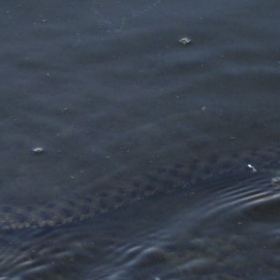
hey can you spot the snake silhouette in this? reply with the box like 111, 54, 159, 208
1, 146, 280, 231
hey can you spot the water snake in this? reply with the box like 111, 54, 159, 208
1, 146, 280, 231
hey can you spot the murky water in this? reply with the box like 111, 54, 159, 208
0, 0, 280, 279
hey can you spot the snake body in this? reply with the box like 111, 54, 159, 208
1, 146, 280, 231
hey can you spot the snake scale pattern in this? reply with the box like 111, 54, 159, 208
1, 146, 280, 231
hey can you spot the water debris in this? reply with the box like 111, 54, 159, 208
32, 147, 44, 154
247, 164, 257, 173
178, 37, 192, 45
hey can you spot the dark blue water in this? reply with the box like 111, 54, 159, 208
0, 0, 280, 279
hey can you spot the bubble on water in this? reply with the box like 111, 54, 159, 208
178, 37, 192, 45
271, 176, 280, 187
32, 147, 44, 154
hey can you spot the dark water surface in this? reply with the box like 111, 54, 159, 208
1, 0, 280, 279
